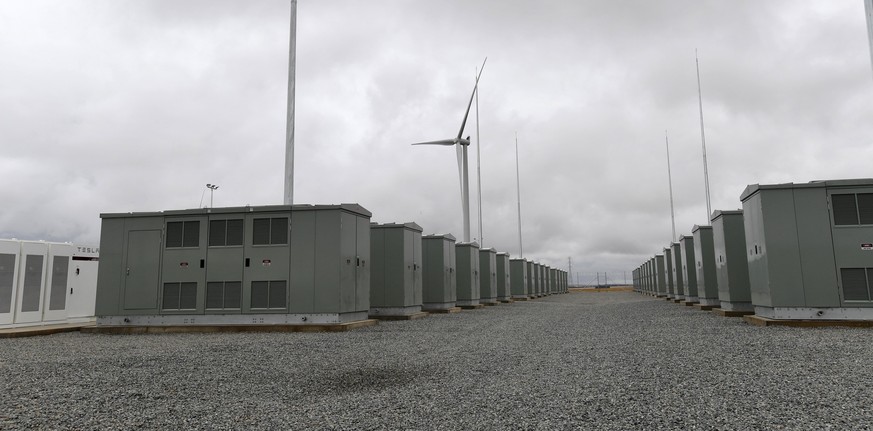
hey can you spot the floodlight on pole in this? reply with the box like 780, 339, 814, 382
206, 184, 219, 208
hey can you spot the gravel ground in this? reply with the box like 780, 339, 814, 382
2, 292, 872, 430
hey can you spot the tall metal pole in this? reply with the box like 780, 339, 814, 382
696, 49, 712, 221
462, 145, 471, 242
665, 130, 677, 242
568, 257, 572, 286
514, 132, 523, 257
866, 0, 873, 79
283, 0, 297, 205
475, 67, 483, 246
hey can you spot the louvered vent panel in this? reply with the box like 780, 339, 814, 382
0, 254, 14, 313
832, 194, 859, 226
224, 282, 241, 309
182, 221, 200, 247
21, 255, 43, 312
48, 256, 69, 311
841, 268, 869, 301
162, 283, 180, 309
251, 281, 269, 308
858, 194, 873, 225
179, 282, 197, 309
269, 281, 287, 309
206, 282, 223, 309
166, 222, 183, 248
209, 220, 226, 247
252, 219, 270, 245
226, 220, 243, 246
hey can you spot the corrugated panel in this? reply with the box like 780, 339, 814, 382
252, 219, 270, 245
182, 221, 200, 248
0, 253, 14, 313
841, 268, 869, 301
858, 193, 873, 225
179, 282, 197, 309
209, 220, 226, 247
832, 194, 859, 226
21, 255, 43, 312
162, 282, 180, 309
206, 282, 223, 309
226, 219, 243, 246
48, 255, 69, 311
251, 281, 268, 308
271, 218, 288, 245
166, 222, 183, 248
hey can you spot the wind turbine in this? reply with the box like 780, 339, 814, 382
412, 58, 487, 243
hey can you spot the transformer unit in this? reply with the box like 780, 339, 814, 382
0, 240, 98, 328
654, 254, 667, 297
692, 225, 720, 307
741, 179, 873, 320
455, 242, 481, 308
711, 210, 754, 313
679, 235, 699, 303
369, 222, 426, 319
495, 252, 512, 302
478, 248, 498, 305
663, 247, 675, 299
422, 233, 458, 312
510, 258, 528, 300
96, 204, 371, 326
669, 242, 684, 300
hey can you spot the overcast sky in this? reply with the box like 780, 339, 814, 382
1, 0, 871, 279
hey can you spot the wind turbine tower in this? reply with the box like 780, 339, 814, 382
284, 0, 297, 205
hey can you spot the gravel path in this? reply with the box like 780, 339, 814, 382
2, 292, 872, 430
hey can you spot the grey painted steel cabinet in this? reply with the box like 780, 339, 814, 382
663, 247, 674, 299
510, 258, 528, 299
96, 204, 372, 326
679, 235, 698, 301
369, 222, 423, 317
496, 252, 511, 301
421, 233, 457, 311
692, 225, 719, 306
455, 242, 481, 307
525, 260, 534, 298
655, 255, 667, 296
741, 179, 873, 320
711, 210, 753, 312
670, 243, 684, 299
478, 248, 498, 304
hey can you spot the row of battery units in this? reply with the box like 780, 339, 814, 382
0, 240, 98, 327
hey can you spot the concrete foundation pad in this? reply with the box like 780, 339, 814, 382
498, 299, 514, 303
693, 304, 718, 311
511, 296, 529, 301
369, 312, 429, 321
713, 308, 754, 317
682, 301, 698, 306
482, 301, 498, 306
744, 315, 873, 327
0, 322, 96, 338
671, 299, 682, 303
82, 319, 379, 334
427, 307, 462, 314
459, 304, 485, 310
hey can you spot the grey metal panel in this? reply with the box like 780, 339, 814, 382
121, 229, 163, 312
206, 214, 245, 314
510, 258, 527, 296
289, 210, 316, 313
421, 234, 456, 305
456, 243, 480, 302
742, 192, 772, 307
244, 212, 291, 313
313, 210, 341, 313
663, 247, 673, 296
679, 236, 697, 297
655, 255, 666, 295
412, 229, 423, 306
369, 225, 387, 307
712, 211, 752, 303
496, 253, 510, 299
478, 248, 497, 301
20, 255, 44, 312
794, 187, 838, 307
355, 214, 370, 312
48, 255, 69, 311
760, 188, 805, 307
161, 216, 207, 313
0, 253, 14, 313
692, 226, 718, 301
338, 211, 356, 313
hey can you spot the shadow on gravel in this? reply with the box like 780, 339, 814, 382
309, 365, 429, 395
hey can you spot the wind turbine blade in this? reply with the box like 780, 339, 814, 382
411, 139, 456, 146
456, 57, 488, 140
